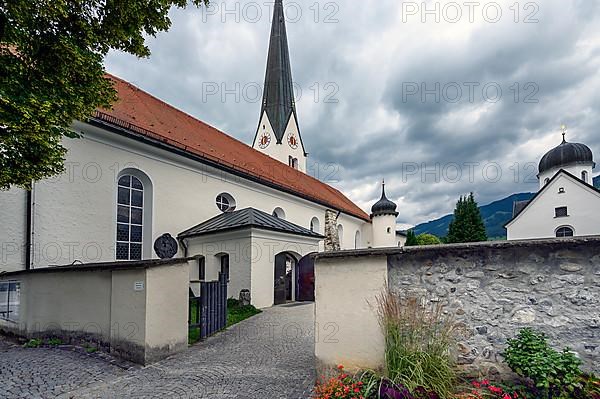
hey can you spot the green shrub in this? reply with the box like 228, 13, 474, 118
46, 338, 63, 346
505, 328, 582, 397
376, 291, 459, 398
415, 233, 442, 246
23, 338, 42, 348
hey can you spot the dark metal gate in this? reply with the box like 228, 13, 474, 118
296, 253, 316, 302
189, 273, 228, 340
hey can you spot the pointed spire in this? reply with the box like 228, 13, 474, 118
561, 124, 568, 144
261, 0, 296, 144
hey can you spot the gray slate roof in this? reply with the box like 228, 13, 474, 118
261, 0, 297, 144
512, 200, 531, 218
179, 208, 324, 239
538, 138, 594, 174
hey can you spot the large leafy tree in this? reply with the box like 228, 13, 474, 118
0, 0, 208, 190
447, 192, 488, 243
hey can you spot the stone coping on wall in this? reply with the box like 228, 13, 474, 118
0, 256, 200, 278
315, 235, 600, 260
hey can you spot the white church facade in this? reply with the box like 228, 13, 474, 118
506, 131, 600, 241
0, 0, 400, 308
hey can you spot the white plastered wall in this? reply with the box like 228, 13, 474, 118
315, 255, 387, 371
0, 121, 370, 271
0, 188, 27, 271
253, 112, 307, 172
507, 172, 600, 240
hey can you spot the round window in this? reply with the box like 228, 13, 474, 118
216, 193, 236, 213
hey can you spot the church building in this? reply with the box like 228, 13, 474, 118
0, 0, 399, 308
506, 128, 600, 240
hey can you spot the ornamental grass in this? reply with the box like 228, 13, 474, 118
376, 290, 461, 399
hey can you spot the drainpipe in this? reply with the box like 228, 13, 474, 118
25, 185, 34, 270
178, 237, 189, 258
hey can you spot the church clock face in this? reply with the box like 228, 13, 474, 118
258, 131, 271, 149
287, 132, 299, 149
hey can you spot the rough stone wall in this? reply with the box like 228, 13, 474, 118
387, 238, 600, 376
324, 210, 340, 252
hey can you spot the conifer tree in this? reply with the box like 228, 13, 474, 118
405, 230, 418, 246
447, 193, 488, 243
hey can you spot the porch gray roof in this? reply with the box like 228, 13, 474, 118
178, 208, 324, 239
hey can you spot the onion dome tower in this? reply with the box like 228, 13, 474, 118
538, 127, 595, 188
371, 180, 399, 248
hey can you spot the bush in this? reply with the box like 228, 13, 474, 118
46, 338, 63, 346
504, 328, 582, 398
23, 338, 42, 348
416, 234, 442, 246
376, 291, 460, 399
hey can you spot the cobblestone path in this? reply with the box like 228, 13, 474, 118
0, 303, 315, 399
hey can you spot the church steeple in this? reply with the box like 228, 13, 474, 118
253, 0, 307, 172
262, 0, 296, 144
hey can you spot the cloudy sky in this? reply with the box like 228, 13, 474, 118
105, 0, 600, 228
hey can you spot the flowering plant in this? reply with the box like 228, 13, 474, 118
455, 380, 526, 399
314, 365, 367, 399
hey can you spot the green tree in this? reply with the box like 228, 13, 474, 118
405, 230, 418, 246
447, 192, 488, 243
415, 233, 441, 246
0, 0, 208, 190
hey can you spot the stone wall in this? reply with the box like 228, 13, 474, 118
315, 237, 600, 376
388, 238, 600, 375
324, 210, 340, 252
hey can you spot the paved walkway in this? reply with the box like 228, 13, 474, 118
0, 303, 315, 399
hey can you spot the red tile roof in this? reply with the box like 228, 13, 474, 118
94, 74, 370, 221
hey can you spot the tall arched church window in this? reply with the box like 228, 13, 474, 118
337, 224, 344, 247
117, 175, 144, 260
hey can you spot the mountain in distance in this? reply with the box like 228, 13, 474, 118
413, 192, 536, 239
594, 175, 600, 189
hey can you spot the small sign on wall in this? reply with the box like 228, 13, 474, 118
134, 281, 145, 291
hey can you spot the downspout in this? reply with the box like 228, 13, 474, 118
25, 184, 34, 270
178, 237, 189, 258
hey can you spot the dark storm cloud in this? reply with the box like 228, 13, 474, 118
105, 0, 600, 227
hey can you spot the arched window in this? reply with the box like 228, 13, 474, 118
582, 171, 588, 183
354, 231, 361, 249
556, 226, 574, 238
218, 253, 230, 282
272, 207, 286, 219
216, 193, 236, 213
116, 170, 152, 260
310, 217, 320, 233
337, 224, 344, 247
544, 178, 550, 185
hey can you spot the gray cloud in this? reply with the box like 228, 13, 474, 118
105, 0, 600, 227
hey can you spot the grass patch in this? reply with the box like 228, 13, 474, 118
226, 298, 261, 328
189, 298, 261, 345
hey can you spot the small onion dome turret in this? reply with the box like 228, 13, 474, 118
538, 134, 595, 175
371, 181, 399, 218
